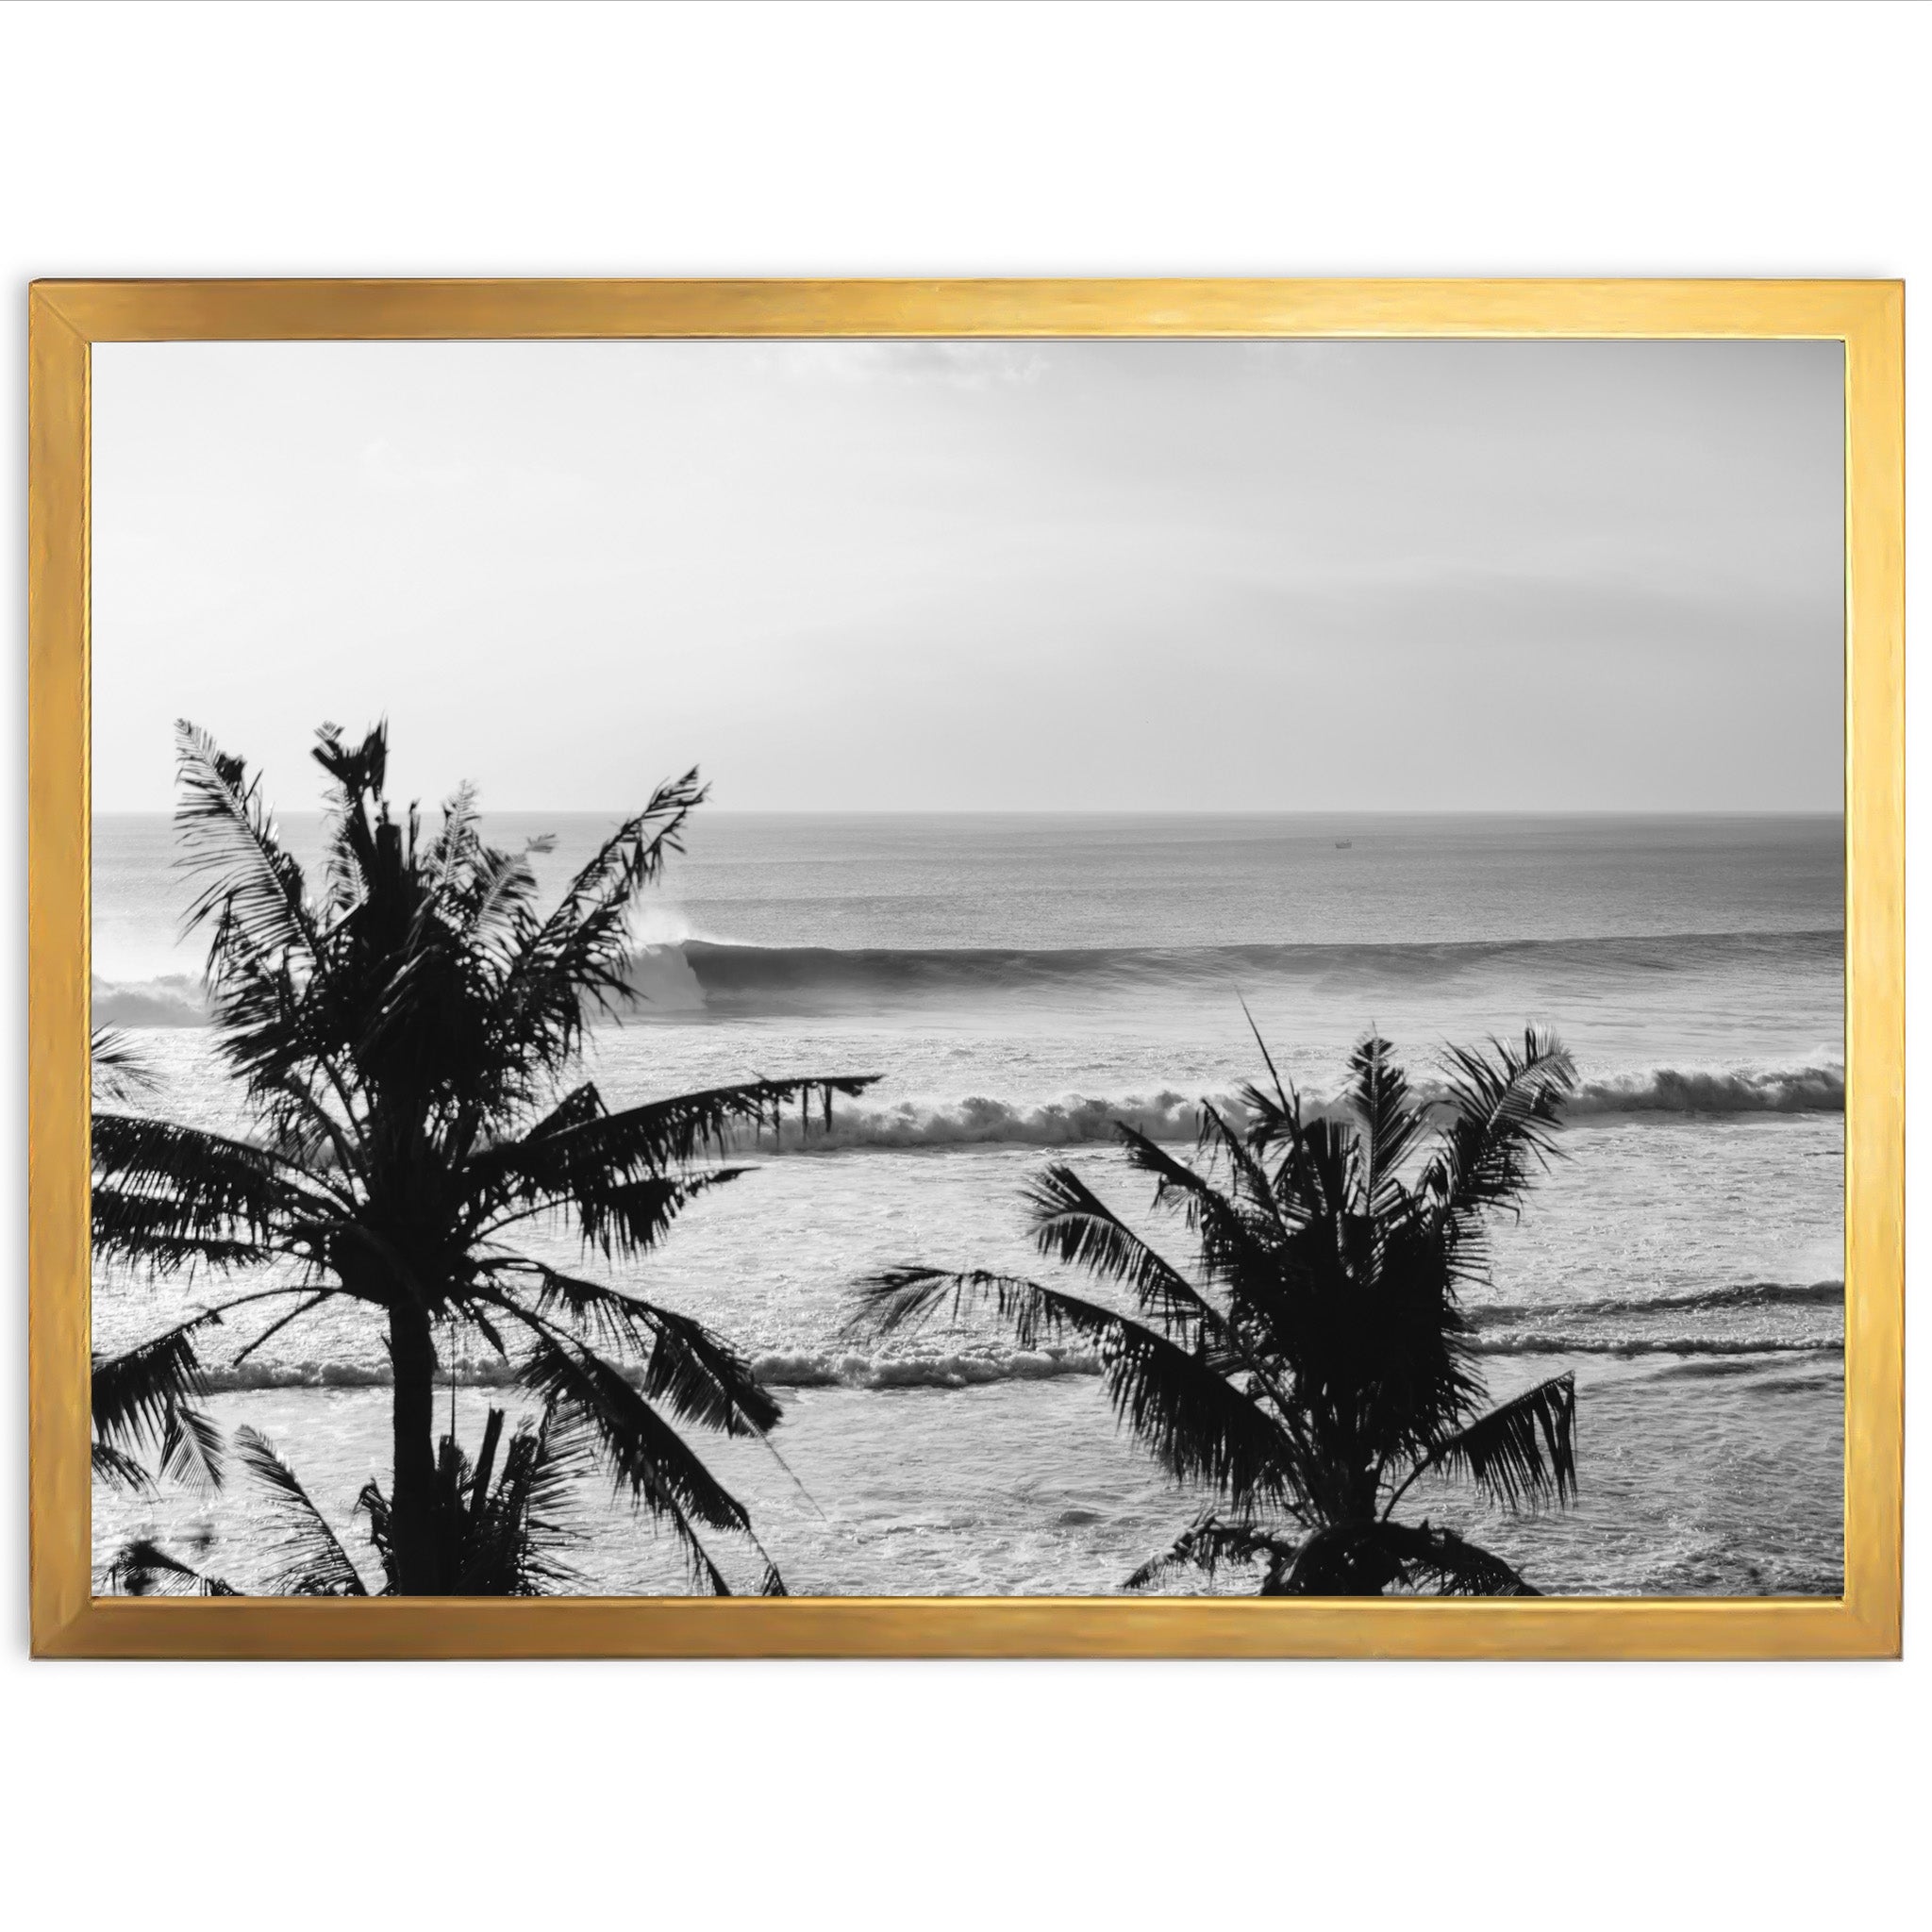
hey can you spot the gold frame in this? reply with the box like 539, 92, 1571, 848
29, 278, 1904, 1658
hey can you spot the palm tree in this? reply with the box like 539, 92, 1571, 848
91, 1025, 154, 1103
107, 1401, 590, 1597
92, 719, 875, 1595
852, 1026, 1581, 1596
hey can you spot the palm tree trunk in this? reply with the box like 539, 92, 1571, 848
387, 1301, 444, 1594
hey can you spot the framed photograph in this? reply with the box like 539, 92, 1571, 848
28, 278, 1902, 1658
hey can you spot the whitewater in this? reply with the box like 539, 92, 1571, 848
92, 810, 1846, 1596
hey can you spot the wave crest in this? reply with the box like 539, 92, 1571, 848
189, 1291, 1841, 1396
651, 929, 1841, 1015
94, 926, 1842, 1031
191, 1348, 1109, 1396
1479, 1279, 1841, 1324
1469, 1333, 1840, 1359
1569, 1067, 1842, 1116
738, 1064, 1842, 1153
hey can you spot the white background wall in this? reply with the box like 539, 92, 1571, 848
2, 5, 1921, 1924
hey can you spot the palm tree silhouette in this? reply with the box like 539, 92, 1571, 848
92, 720, 874, 1595
107, 1403, 591, 1598
853, 1026, 1580, 1595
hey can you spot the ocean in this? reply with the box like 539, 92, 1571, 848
92, 810, 1846, 1596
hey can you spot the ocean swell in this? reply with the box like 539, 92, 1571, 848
1467, 1333, 1840, 1358
1479, 1279, 1842, 1324
1568, 1066, 1843, 1116
734, 1064, 1842, 1153
657, 929, 1841, 1016
192, 1347, 1109, 1396
93, 926, 1843, 1039
189, 1280, 1841, 1396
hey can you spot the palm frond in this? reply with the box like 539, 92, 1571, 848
471, 1081, 880, 1243
92, 1321, 218, 1475
438, 811, 538, 955
1112, 1126, 1286, 1291
354, 1477, 395, 1587
1385, 1522, 1540, 1595
92, 1110, 354, 1301
502, 1262, 656, 1354
311, 717, 390, 797
1024, 1161, 1218, 1339
92, 1289, 325, 1486
92, 1184, 299, 1281
174, 719, 319, 973
853, 1268, 1295, 1509
1289, 1519, 1541, 1596
518, 1333, 776, 1592
246, 1063, 371, 1185
233, 1426, 371, 1595
1421, 1027, 1577, 1235
90, 1026, 155, 1102
1343, 1030, 1429, 1217
311, 719, 392, 916
104, 1538, 240, 1597
230, 1291, 338, 1367
460, 1403, 593, 1594
497, 1264, 783, 1436
1192, 1101, 1294, 1229
468, 1078, 875, 1233
491, 771, 708, 1060
193, 932, 332, 1114
92, 1441, 155, 1492
93, 1111, 339, 1242
1108, 1126, 1332, 1380
520, 1335, 751, 1532
425, 779, 482, 896
1124, 1512, 1301, 1592
1399, 1372, 1577, 1513
634, 1303, 784, 1438
156, 1400, 227, 1493
850, 1264, 1104, 1346
571, 1170, 752, 1261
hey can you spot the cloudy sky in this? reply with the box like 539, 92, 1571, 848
91, 336, 1843, 814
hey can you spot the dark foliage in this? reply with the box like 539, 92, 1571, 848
94, 721, 875, 1592
853, 1025, 1581, 1597
106, 1403, 591, 1598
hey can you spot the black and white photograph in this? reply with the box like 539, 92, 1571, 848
87, 334, 1845, 1601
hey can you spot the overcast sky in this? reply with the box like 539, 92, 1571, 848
91, 337, 1843, 814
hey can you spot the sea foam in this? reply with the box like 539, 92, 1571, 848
186, 1280, 1842, 1396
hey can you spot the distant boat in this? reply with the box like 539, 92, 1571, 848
1333, 839, 1352, 849
526, 832, 558, 854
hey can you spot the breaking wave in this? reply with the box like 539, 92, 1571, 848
102, 930, 1836, 1028
647, 929, 1841, 1015
731, 1063, 1842, 1153
189, 1335, 1840, 1394
192, 1348, 1109, 1396
749, 1347, 1102, 1391
1568, 1066, 1842, 1115
190, 1278, 1841, 1396
93, 924, 1842, 1050
1479, 1279, 1842, 1324
1467, 1333, 1841, 1358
